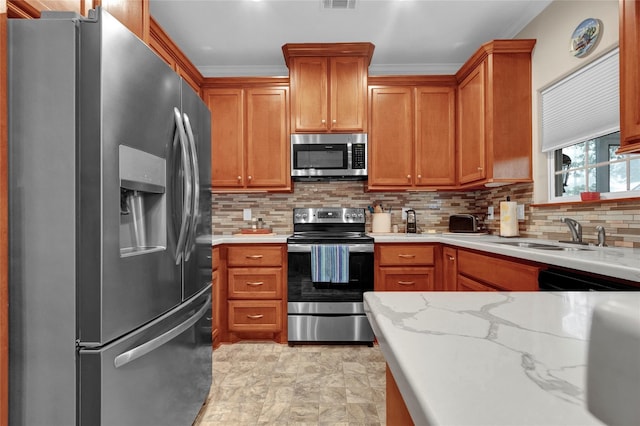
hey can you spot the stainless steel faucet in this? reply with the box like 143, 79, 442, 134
560, 217, 582, 243
596, 225, 607, 247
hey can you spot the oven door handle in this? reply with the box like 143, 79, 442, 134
287, 243, 374, 253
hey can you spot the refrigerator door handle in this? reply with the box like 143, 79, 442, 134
113, 294, 211, 369
173, 107, 193, 265
182, 112, 200, 262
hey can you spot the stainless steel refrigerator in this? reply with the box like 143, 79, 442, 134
8, 8, 212, 426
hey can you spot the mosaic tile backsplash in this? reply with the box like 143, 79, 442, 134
212, 182, 640, 248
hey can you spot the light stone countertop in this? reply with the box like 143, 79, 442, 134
363, 291, 640, 426
210, 232, 640, 283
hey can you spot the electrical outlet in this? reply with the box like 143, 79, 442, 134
243, 208, 252, 221
487, 206, 494, 220
516, 204, 525, 220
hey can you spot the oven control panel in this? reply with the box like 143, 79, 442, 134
293, 207, 365, 224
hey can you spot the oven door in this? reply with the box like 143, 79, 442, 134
287, 243, 373, 303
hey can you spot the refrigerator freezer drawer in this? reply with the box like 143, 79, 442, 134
78, 286, 212, 426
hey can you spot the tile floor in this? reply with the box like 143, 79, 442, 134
193, 342, 387, 425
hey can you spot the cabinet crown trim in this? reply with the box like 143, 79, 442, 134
282, 42, 375, 67
455, 39, 536, 82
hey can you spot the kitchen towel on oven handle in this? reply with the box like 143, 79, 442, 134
311, 245, 349, 283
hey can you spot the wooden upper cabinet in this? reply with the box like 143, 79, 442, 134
368, 86, 414, 188
415, 86, 456, 187
368, 79, 456, 191
246, 88, 290, 189
204, 82, 291, 192
283, 43, 373, 133
206, 88, 244, 189
97, 0, 149, 43
457, 63, 486, 184
618, 0, 640, 154
455, 39, 536, 189
8, 0, 85, 17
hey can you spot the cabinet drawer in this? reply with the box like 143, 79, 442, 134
227, 245, 283, 267
228, 300, 282, 332
228, 268, 282, 299
378, 244, 435, 266
457, 249, 541, 291
378, 267, 435, 291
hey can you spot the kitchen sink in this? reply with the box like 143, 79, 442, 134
496, 241, 594, 251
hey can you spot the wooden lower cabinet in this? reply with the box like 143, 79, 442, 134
223, 244, 287, 343
456, 248, 542, 291
386, 365, 414, 426
442, 246, 458, 291
375, 243, 441, 291
211, 247, 221, 348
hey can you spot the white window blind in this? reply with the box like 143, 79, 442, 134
541, 48, 619, 153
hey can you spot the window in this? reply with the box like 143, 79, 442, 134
541, 47, 640, 201
551, 131, 640, 198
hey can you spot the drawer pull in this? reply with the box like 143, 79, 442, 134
398, 254, 416, 259
398, 281, 416, 286
246, 281, 264, 286
247, 314, 264, 320
245, 255, 264, 259
447, 255, 455, 261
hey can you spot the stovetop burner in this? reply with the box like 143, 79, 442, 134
288, 207, 372, 244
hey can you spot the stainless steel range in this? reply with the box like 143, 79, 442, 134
287, 207, 374, 345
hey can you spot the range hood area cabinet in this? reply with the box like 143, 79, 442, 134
367, 79, 457, 191
283, 42, 374, 133
618, 0, 640, 154
456, 39, 536, 188
204, 82, 291, 192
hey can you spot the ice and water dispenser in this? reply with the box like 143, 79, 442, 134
119, 145, 166, 257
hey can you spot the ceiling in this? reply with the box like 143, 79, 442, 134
149, 0, 552, 78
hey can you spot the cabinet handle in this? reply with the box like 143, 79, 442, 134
245, 255, 264, 259
248, 175, 252, 180
398, 281, 415, 286
246, 281, 264, 286
477, 167, 483, 171
417, 174, 422, 179
321, 119, 326, 124
398, 254, 416, 258
332, 119, 337, 124
237, 175, 242, 180
447, 255, 455, 261
406, 174, 411, 179
247, 314, 264, 320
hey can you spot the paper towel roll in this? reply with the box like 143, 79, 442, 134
500, 201, 519, 237
372, 213, 391, 233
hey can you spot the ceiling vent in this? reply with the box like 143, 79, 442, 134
322, 0, 356, 9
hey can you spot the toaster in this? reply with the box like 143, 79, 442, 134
448, 214, 485, 233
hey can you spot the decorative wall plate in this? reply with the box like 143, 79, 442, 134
570, 18, 602, 58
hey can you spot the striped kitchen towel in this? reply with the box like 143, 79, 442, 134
311, 245, 350, 283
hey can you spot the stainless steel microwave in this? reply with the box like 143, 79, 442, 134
290, 133, 368, 180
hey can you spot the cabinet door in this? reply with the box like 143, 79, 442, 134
368, 87, 414, 187
330, 56, 367, 132
290, 57, 328, 132
205, 88, 244, 189
457, 275, 497, 292
442, 246, 457, 291
378, 267, 435, 291
619, 0, 640, 153
246, 88, 290, 189
457, 63, 486, 184
416, 86, 456, 186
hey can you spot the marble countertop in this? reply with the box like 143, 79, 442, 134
363, 291, 640, 426
210, 232, 640, 282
